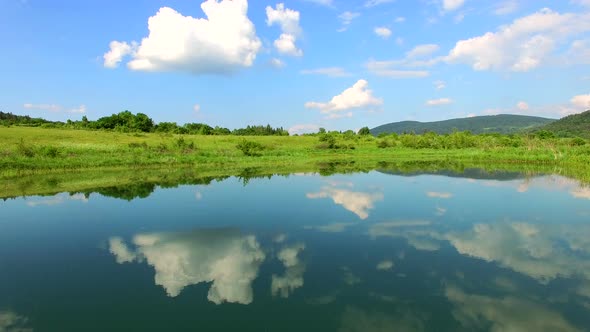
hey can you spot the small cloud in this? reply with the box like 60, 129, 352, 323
425, 98, 453, 106
517, 101, 529, 111
374, 27, 392, 39
300, 67, 352, 77
195, 191, 203, 200
270, 58, 286, 68
304, 222, 356, 233
571, 93, 590, 109
193, 104, 201, 113
406, 44, 440, 59
376, 260, 394, 271
395, 17, 406, 23
338, 11, 360, 31
434, 80, 446, 90
69, 105, 86, 114
427, 191, 453, 198
436, 206, 447, 216
305, 79, 383, 120
442, 0, 465, 12
288, 124, 320, 135
494, 1, 518, 15
364, 0, 395, 7
23, 103, 62, 112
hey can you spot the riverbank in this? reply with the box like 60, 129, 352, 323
1, 127, 589, 194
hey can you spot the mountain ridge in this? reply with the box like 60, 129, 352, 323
370, 114, 555, 136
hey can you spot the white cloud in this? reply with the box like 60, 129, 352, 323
374, 27, 392, 39
367, 44, 442, 78
0, 310, 31, 332
494, 1, 518, 15
23, 103, 61, 112
193, 104, 201, 113
109, 237, 137, 263
266, 3, 303, 57
270, 58, 285, 69
366, 60, 430, 78
434, 80, 446, 90
517, 101, 529, 111
271, 243, 306, 298
304, 222, 356, 233
274, 33, 303, 56
266, 3, 301, 36
425, 98, 453, 106
395, 17, 406, 23
446, 285, 581, 332
109, 229, 265, 304
105, 1, 261, 75
69, 105, 86, 114
446, 8, 590, 72
442, 0, 465, 12
407, 44, 440, 58
103, 41, 135, 68
564, 39, 590, 65
445, 221, 590, 283
571, 93, 590, 109
368, 220, 442, 251
376, 260, 394, 271
288, 124, 320, 135
307, 182, 383, 219
300, 67, 352, 77
364, 0, 395, 8
338, 11, 360, 31
572, 0, 590, 7
304, 80, 383, 119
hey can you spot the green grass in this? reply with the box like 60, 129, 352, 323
1, 127, 590, 191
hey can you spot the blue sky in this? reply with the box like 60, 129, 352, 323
1, 0, 590, 133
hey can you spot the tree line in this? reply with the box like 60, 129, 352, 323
0, 111, 291, 136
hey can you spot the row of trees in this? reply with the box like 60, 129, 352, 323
1, 111, 293, 136
1, 111, 374, 137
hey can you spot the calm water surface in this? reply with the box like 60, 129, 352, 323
1, 170, 590, 331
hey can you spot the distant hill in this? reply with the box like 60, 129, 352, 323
370, 114, 555, 136
535, 110, 590, 138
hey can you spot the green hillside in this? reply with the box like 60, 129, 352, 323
370, 114, 555, 136
536, 110, 590, 138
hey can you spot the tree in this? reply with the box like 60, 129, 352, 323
358, 126, 371, 135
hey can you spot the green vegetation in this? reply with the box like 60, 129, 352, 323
2, 110, 590, 195
370, 114, 554, 136
534, 110, 590, 138
1, 126, 590, 180
0, 110, 287, 136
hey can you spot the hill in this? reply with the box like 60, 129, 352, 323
535, 110, 590, 138
370, 114, 555, 136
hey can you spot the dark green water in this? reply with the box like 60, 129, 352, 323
1, 170, 590, 331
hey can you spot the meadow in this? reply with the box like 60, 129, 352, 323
0, 126, 589, 192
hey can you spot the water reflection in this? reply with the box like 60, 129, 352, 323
0, 310, 32, 332
446, 285, 580, 332
271, 243, 306, 298
307, 182, 383, 220
109, 229, 265, 304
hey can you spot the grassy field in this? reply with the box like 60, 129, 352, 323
1, 127, 589, 195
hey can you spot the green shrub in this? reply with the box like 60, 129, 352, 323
39, 146, 60, 158
236, 139, 265, 156
16, 139, 35, 157
570, 137, 586, 146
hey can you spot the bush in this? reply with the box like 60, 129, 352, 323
16, 139, 35, 157
570, 137, 586, 146
236, 140, 265, 156
39, 146, 60, 158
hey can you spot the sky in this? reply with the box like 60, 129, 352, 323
1, 0, 590, 134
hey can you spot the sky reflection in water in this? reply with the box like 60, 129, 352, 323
1, 171, 590, 331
